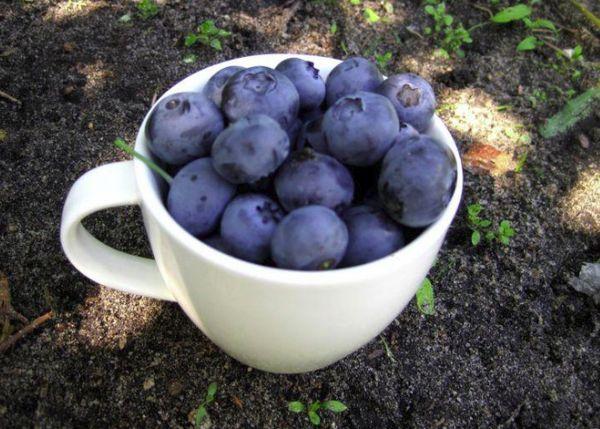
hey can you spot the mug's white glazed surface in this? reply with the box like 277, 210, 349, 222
64, 54, 463, 373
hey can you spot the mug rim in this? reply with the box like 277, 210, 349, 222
133, 54, 463, 287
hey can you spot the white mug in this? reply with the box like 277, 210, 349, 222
60, 54, 463, 373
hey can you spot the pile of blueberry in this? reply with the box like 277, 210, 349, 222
146, 56, 457, 271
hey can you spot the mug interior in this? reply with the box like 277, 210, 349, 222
133, 54, 463, 287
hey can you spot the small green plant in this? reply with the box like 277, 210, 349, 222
185, 20, 231, 51
540, 87, 600, 139
114, 138, 173, 184
363, 7, 380, 23
467, 203, 515, 246
374, 51, 392, 71
424, 2, 472, 57
136, 0, 159, 20
515, 152, 527, 173
288, 400, 347, 426
489, 3, 565, 55
379, 335, 396, 362
193, 382, 218, 428
330, 21, 338, 35
349, 0, 361, 5
416, 277, 435, 315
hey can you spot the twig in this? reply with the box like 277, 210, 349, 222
405, 26, 423, 39
474, 4, 493, 19
0, 273, 27, 324
468, 22, 489, 33
151, 91, 158, 106
0, 311, 53, 353
532, 28, 557, 34
553, 22, 578, 35
539, 36, 567, 57
570, 0, 600, 29
497, 401, 526, 429
0, 89, 21, 105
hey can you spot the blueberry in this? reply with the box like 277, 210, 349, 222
167, 158, 237, 237
322, 91, 399, 166
325, 57, 383, 107
203, 234, 233, 255
212, 114, 290, 184
220, 194, 284, 263
271, 205, 348, 270
275, 58, 326, 111
275, 148, 354, 213
341, 205, 404, 267
204, 66, 245, 107
299, 107, 324, 123
222, 66, 300, 130
146, 92, 225, 165
296, 115, 328, 154
376, 73, 436, 133
378, 135, 456, 227
396, 122, 419, 144
286, 118, 303, 150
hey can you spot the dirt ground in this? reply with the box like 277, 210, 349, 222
1, 0, 599, 427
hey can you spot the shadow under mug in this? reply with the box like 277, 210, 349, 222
60, 54, 463, 374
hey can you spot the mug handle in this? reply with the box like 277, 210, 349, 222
60, 161, 175, 301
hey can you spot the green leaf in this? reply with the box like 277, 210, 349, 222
424, 5, 435, 15
467, 203, 482, 217
479, 220, 492, 228
491, 4, 531, 23
205, 382, 217, 402
209, 39, 222, 51
424, 27, 432, 35
416, 278, 435, 315
308, 402, 321, 413
444, 15, 453, 26
363, 8, 380, 23
308, 411, 321, 426
321, 400, 348, 413
471, 230, 481, 246
200, 20, 216, 33
288, 401, 305, 413
184, 34, 199, 47
500, 220, 515, 236
515, 152, 527, 173
528, 18, 557, 31
517, 36, 538, 51
118, 13, 132, 23
349, 0, 361, 4
194, 406, 207, 428
485, 231, 495, 242
499, 235, 510, 245
572, 45, 583, 60
434, 48, 449, 59
330, 21, 338, 34
540, 88, 600, 138
183, 53, 197, 64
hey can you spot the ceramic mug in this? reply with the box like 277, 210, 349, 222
60, 54, 463, 373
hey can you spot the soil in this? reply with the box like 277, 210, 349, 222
1, 0, 599, 428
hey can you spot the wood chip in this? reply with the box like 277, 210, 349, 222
462, 143, 516, 176
231, 395, 243, 409
143, 377, 155, 390
63, 42, 76, 53
578, 134, 590, 149
368, 349, 385, 360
